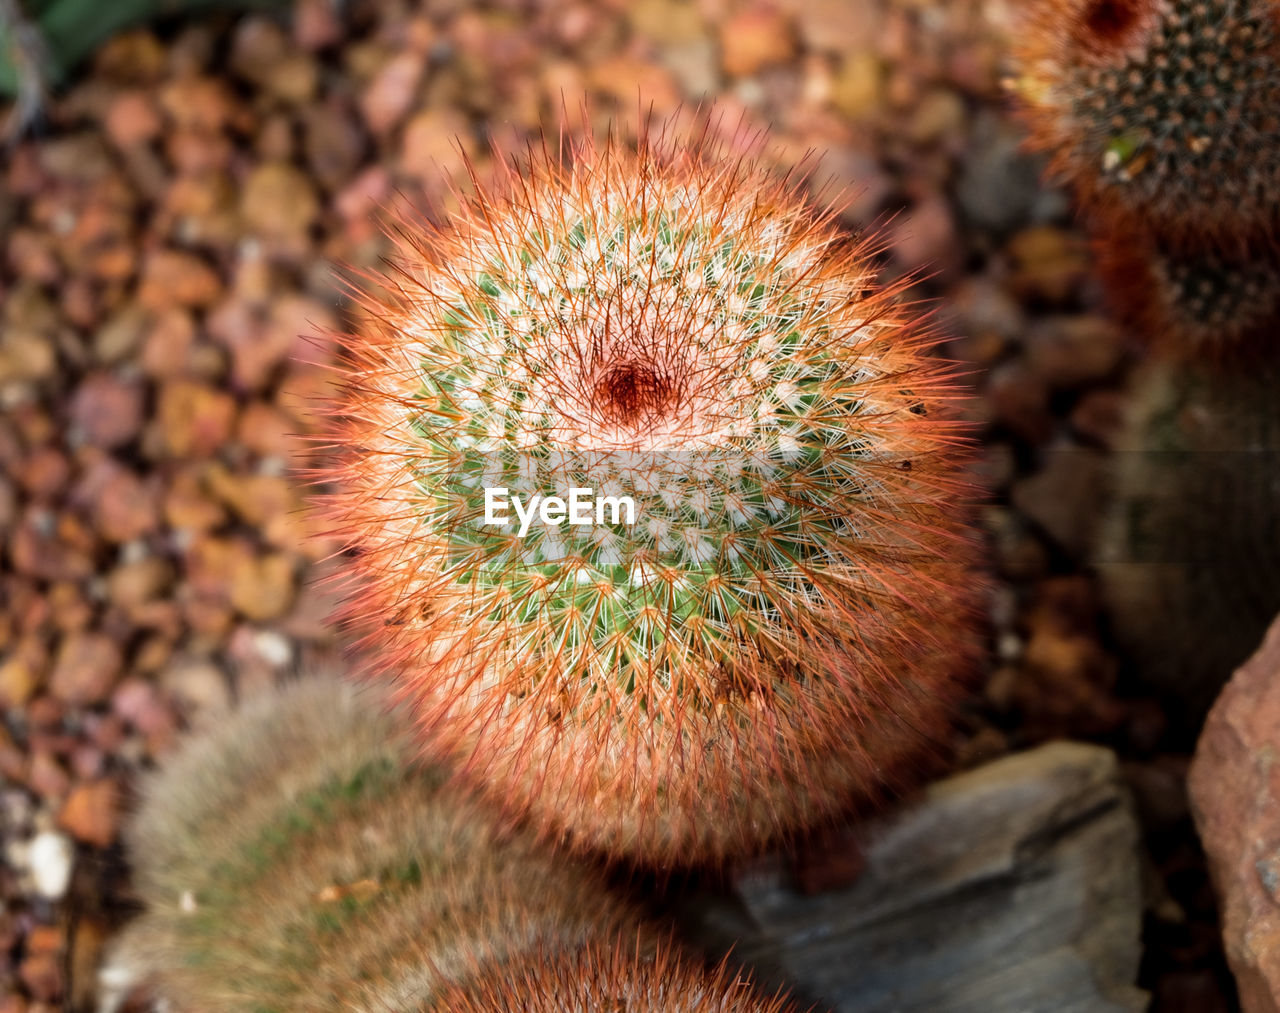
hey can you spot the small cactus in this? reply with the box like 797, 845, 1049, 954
1012, 0, 1280, 249
1094, 357, 1280, 721
1095, 232, 1280, 354
107, 676, 796, 1011
322, 126, 980, 865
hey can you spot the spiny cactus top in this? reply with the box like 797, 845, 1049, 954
324, 126, 979, 865
1013, 0, 1280, 248
436, 942, 799, 1012
107, 676, 796, 1011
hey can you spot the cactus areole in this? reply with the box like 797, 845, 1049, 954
326, 126, 977, 864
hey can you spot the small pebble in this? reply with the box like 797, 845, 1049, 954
28, 831, 74, 900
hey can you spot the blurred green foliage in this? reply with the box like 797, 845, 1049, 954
0, 0, 291, 97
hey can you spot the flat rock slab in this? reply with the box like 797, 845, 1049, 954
683, 742, 1147, 1012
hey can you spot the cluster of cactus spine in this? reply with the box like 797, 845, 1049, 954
323, 124, 979, 866
106, 676, 796, 1012
435, 942, 799, 1013
1012, 0, 1280, 354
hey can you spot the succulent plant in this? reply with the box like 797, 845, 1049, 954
1094, 356, 1280, 722
1094, 231, 1280, 354
1012, 0, 1280, 250
322, 126, 979, 865
436, 941, 799, 1013
106, 676, 796, 1012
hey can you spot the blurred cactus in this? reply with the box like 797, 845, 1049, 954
1012, 0, 1280, 251
1095, 232, 1280, 355
322, 124, 981, 866
107, 676, 795, 1011
1094, 357, 1280, 721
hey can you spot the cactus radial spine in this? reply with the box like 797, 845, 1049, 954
322, 125, 980, 865
436, 941, 799, 1012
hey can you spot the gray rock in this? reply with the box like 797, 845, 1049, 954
956, 110, 1046, 234
684, 743, 1147, 1013
1013, 443, 1109, 559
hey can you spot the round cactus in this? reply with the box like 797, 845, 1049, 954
1012, 0, 1280, 248
1094, 231, 1280, 354
322, 128, 979, 865
436, 941, 798, 1013
1094, 356, 1280, 722
106, 676, 795, 1012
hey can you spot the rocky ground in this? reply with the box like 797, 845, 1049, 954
0, 0, 1239, 1009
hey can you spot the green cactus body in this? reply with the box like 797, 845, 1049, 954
326, 130, 978, 865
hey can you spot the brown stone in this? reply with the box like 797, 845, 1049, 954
75, 459, 159, 544
720, 6, 796, 77
0, 651, 39, 707
229, 552, 296, 621
831, 51, 883, 120
399, 109, 474, 188
156, 381, 236, 458
140, 309, 198, 379
57, 778, 119, 848
294, 0, 343, 50
1006, 227, 1091, 304
16, 447, 69, 499
106, 556, 174, 613
70, 373, 144, 450
104, 90, 163, 150
240, 163, 319, 246
159, 76, 237, 133
49, 633, 122, 706
138, 249, 222, 311
163, 467, 228, 533
1190, 614, 1280, 1013
360, 51, 425, 137
28, 751, 70, 799
236, 401, 299, 459
1025, 316, 1127, 389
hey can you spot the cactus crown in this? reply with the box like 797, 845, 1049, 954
326, 124, 976, 863
1016, 0, 1280, 246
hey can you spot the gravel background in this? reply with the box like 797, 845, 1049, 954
0, 0, 1238, 1009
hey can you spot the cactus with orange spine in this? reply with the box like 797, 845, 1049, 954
320, 123, 981, 866
436, 941, 799, 1013
1011, 0, 1280, 252
104, 675, 798, 1012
